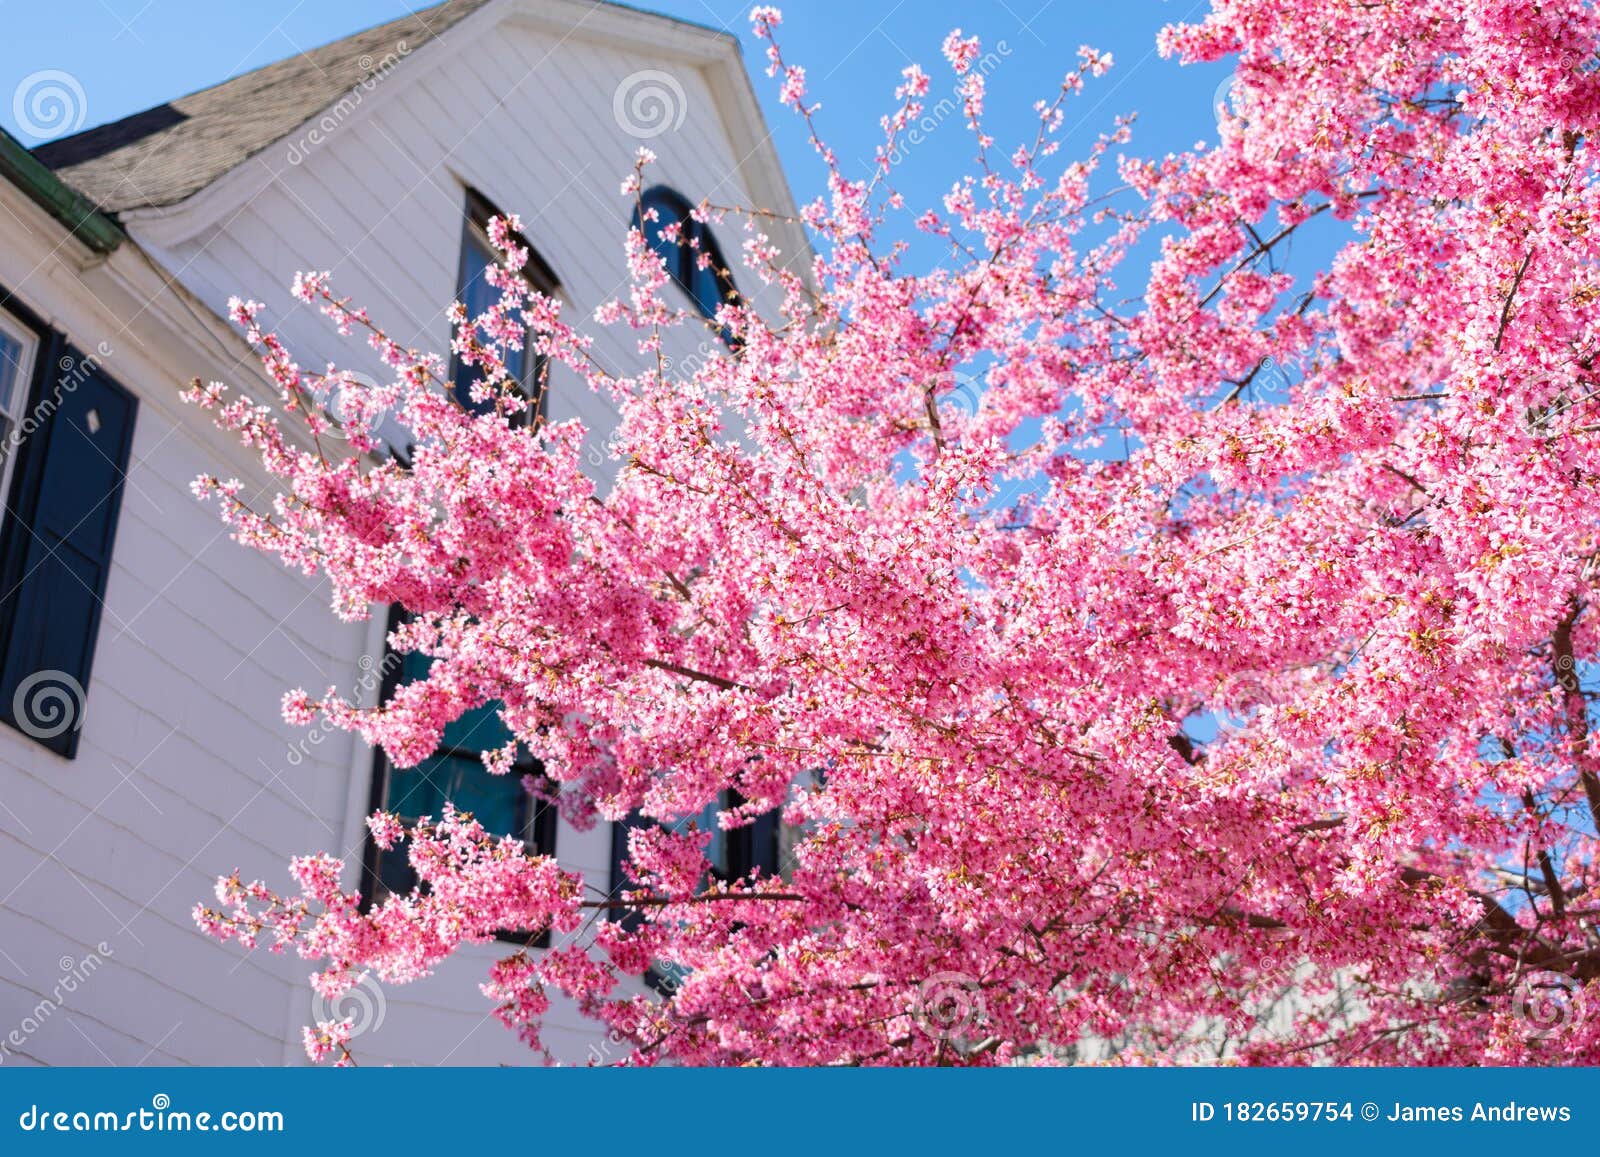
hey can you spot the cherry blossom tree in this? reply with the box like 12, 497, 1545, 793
192, 2, 1600, 1065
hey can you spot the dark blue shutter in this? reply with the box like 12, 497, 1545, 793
0, 347, 137, 757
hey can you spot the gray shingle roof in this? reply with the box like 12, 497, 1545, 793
32, 0, 492, 213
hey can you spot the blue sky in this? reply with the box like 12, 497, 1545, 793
3, 1, 1233, 250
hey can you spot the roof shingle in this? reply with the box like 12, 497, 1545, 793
32, 0, 491, 213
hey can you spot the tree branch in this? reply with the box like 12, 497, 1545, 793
642, 658, 754, 693
582, 891, 804, 911
1551, 603, 1600, 835
1493, 249, 1533, 353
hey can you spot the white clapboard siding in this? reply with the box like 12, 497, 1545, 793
2, 5, 800, 1068
0, 175, 373, 1067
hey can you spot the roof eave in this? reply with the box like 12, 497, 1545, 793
0, 128, 124, 254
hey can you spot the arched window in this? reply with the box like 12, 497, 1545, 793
633, 186, 739, 340
452, 187, 561, 419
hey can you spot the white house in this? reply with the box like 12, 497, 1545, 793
0, 0, 804, 1066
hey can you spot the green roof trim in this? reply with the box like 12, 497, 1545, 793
0, 128, 123, 254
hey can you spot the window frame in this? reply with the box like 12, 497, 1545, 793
358, 605, 558, 946
608, 791, 781, 995
608, 789, 780, 929
633, 185, 741, 343
359, 197, 565, 936
448, 188, 562, 424
0, 304, 41, 512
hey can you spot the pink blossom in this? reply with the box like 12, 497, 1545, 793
188, 1, 1600, 1067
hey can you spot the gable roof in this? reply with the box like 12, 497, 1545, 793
29, 0, 806, 281
32, 0, 495, 213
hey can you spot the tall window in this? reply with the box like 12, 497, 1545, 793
0, 307, 39, 507
451, 188, 561, 418
360, 193, 564, 935
633, 186, 740, 341
363, 617, 558, 938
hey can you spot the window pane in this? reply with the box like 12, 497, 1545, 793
0, 322, 32, 419
633, 190, 737, 343
0, 330, 22, 413
439, 751, 525, 834
452, 231, 526, 413
639, 196, 683, 285
382, 761, 435, 822
440, 701, 514, 752
397, 645, 514, 753
638, 192, 692, 297
706, 798, 734, 879
386, 643, 521, 826
385, 750, 527, 833
371, 606, 556, 925
374, 833, 420, 899
689, 257, 725, 320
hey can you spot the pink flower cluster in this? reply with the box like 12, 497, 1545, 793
192, 2, 1600, 1065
